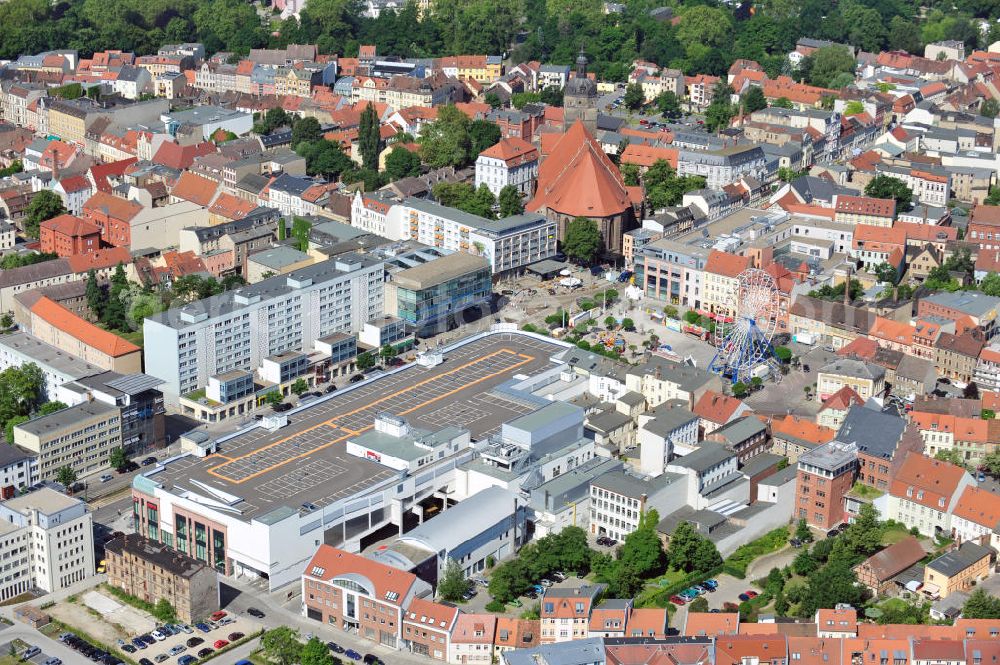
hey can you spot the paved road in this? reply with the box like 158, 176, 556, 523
0, 622, 89, 665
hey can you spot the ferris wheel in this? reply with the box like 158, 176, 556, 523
708, 268, 781, 385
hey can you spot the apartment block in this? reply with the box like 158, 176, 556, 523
0, 488, 93, 599
105, 533, 219, 623
143, 255, 384, 403
794, 441, 857, 529
13, 401, 121, 481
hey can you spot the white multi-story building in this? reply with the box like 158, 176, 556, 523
474, 137, 539, 197
143, 255, 384, 403
884, 453, 973, 537
0, 445, 37, 494
589, 469, 686, 541
0, 332, 101, 401
0, 488, 93, 601
637, 405, 700, 476
360, 197, 557, 277
676, 145, 768, 190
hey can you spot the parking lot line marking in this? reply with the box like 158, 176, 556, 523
206, 348, 534, 484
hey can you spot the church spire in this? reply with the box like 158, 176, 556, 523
576, 46, 588, 77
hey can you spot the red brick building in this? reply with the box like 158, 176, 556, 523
402, 597, 459, 660
81, 192, 142, 247
794, 440, 858, 529
39, 213, 101, 257
300, 545, 427, 650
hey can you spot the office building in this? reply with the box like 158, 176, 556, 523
105, 533, 220, 623
143, 254, 384, 403
0, 488, 93, 599
0, 331, 102, 400
0, 445, 37, 496
384, 252, 492, 334
794, 441, 857, 529
13, 401, 122, 481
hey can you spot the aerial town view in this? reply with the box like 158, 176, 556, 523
4, 0, 1000, 664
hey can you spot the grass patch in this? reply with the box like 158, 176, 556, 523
650, 569, 687, 588
881, 526, 912, 546
848, 482, 884, 500
723, 527, 789, 579
0, 592, 37, 607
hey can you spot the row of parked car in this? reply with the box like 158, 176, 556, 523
58, 633, 124, 665
668, 579, 719, 606
324, 642, 384, 665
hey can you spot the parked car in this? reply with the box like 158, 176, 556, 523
22, 646, 41, 659
324, 384, 338, 394
99, 474, 113, 483
552, 572, 567, 582
139, 660, 154, 665
196, 649, 214, 659
669, 595, 686, 605
176, 625, 192, 634
131, 639, 147, 650
789, 538, 802, 548
194, 623, 211, 633
327, 643, 345, 654
213, 640, 229, 650
122, 645, 136, 654
247, 607, 265, 618
150, 630, 166, 641
179, 655, 199, 665
44, 659, 63, 665
217, 617, 235, 626
746, 590, 758, 599
702, 579, 718, 590
350, 374, 365, 383
272, 402, 292, 412
539, 578, 553, 587
738, 593, 751, 602
152, 655, 168, 664
345, 650, 363, 661
228, 632, 244, 642
167, 646, 186, 656
185, 638, 203, 648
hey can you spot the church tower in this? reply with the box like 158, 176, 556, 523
563, 47, 598, 134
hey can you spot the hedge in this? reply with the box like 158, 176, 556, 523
723, 527, 789, 579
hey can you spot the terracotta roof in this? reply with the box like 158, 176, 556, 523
785, 636, 842, 665
857, 625, 961, 640
620, 144, 679, 169
65, 246, 132, 273
852, 223, 906, 247
816, 608, 857, 633
715, 635, 788, 662
40, 214, 100, 238
819, 386, 865, 412
161, 250, 208, 278
834, 195, 895, 218
589, 606, 629, 632
527, 120, 632, 219
83, 191, 142, 222
693, 390, 746, 425
494, 618, 538, 649
869, 317, 914, 347
302, 545, 417, 605
912, 640, 966, 662
152, 141, 216, 170
684, 612, 740, 636
208, 193, 257, 220
854, 536, 925, 582
58, 175, 91, 194
30, 296, 139, 357
90, 158, 138, 193
890, 452, 967, 511
625, 608, 668, 638
955, 619, 1000, 638
479, 137, 539, 166
171, 171, 219, 207
936, 330, 986, 358
768, 414, 836, 446
837, 337, 879, 360
953, 485, 1000, 529
899, 222, 957, 243
705, 250, 750, 279
450, 613, 496, 645
404, 597, 459, 632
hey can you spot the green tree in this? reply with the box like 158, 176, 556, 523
85, 269, 105, 320
741, 87, 767, 114
4, 415, 28, 444
498, 185, 524, 217
260, 626, 302, 665
792, 550, 818, 576
667, 520, 719, 573
874, 262, 898, 284
773, 97, 794, 109
298, 139, 354, 180
963, 588, 1000, 619
384, 146, 422, 181
935, 449, 967, 468
689, 596, 709, 612
300, 636, 334, 665
540, 86, 564, 107
437, 559, 469, 601
484, 92, 502, 109
291, 378, 309, 396
982, 450, 1000, 476
563, 217, 602, 264
291, 116, 322, 148
356, 352, 376, 371
379, 344, 398, 361
623, 83, 645, 110
55, 466, 77, 487
732, 381, 748, 397
774, 590, 789, 616
24, 190, 66, 239
621, 163, 640, 187
796, 560, 864, 617
263, 390, 283, 406
419, 105, 472, 168
153, 598, 176, 623
292, 216, 312, 252
981, 273, 1000, 297
795, 518, 813, 543
656, 91, 682, 119
807, 45, 857, 88
677, 5, 734, 50
705, 81, 736, 133
844, 100, 865, 116
983, 99, 1000, 118
469, 119, 502, 157
358, 102, 382, 172
109, 446, 128, 471
865, 174, 913, 213
0, 312, 11, 330
37, 401, 66, 416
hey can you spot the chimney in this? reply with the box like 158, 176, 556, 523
843, 264, 852, 305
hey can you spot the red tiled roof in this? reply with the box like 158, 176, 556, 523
89, 158, 138, 193
65, 246, 132, 274
171, 171, 219, 207
890, 452, 967, 511
834, 194, 895, 218
819, 386, 865, 412
152, 141, 216, 170
869, 317, 914, 346
705, 250, 750, 279
836, 336, 879, 360
853, 536, 925, 581
479, 137, 539, 166
209, 193, 257, 220
953, 485, 1000, 529
714, 635, 788, 662
41, 214, 100, 238
30, 295, 139, 357
620, 144, 679, 169
693, 390, 746, 425
625, 608, 668, 639
527, 120, 631, 219
684, 612, 739, 636
58, 175, 91, 194
404, 597, 459, 632
83, 191, 142, 222
768, 414, 837, 446
303, 545, 417, 605
450, 613, 496, 645
494, 618, 538, 649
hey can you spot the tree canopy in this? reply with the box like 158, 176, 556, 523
563, 217, 603, 264
24, 190, 66, 239
865, 174, 914, 213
